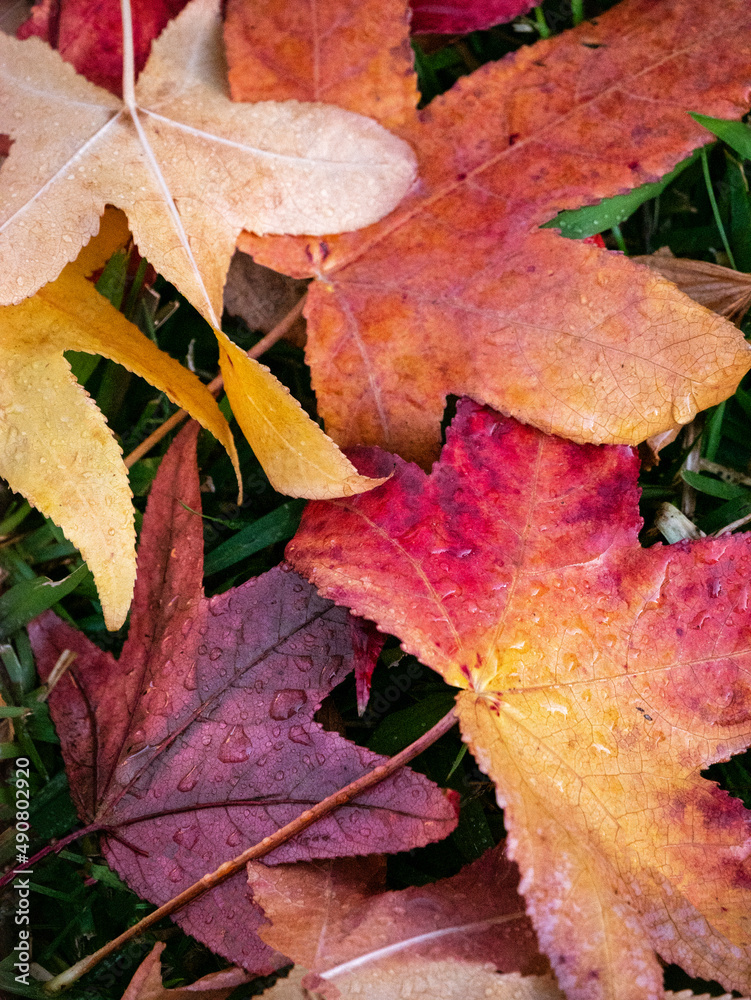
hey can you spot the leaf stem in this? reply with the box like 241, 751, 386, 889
701, 146, 737, 270
43, 706, 457, 993
0, 822, 103, 890
571, 0, 584, 25
120, 0, 136, 110
124, 293, 308, 468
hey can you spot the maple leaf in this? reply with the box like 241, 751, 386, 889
231, 0, 751, 463
287, 398, 751, 999
247, 843, 546, 997
0, 0, 416, 499
29, 422, 457, 973
0, 208, 238, 630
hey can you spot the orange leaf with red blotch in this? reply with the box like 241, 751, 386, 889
231, 0, 751, 463
287, 398, 751, 1000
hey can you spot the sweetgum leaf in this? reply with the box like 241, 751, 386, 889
247, 843, 546, 997
0, 0, 414, 500
29, 423, 456, 974
234, 0, 751, 460
287, 399, 751, 999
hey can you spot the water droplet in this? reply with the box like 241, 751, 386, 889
289, 726, 313, 747
168, 866, 183, 883
274, 770, 285, 781
209, 647, 222, 660
178, 767, 199, 792
198, 644, 208, 655
217, 726, 253, 763
226, 829, 242, 847
270, 689, 307, 720
672, 394, 696, 425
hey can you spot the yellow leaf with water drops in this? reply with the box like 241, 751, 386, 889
217, 330, 391, 499
0, 261, 238, 631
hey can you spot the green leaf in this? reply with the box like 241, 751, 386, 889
28, 771, 78, 840
204, 500, 305, 576
542, 148, 703, 239
691, 113, 751, 160
697, 494, 751, 535
680, 469, 749, 500
368, 692, 456, 756
0, 564, 90, 640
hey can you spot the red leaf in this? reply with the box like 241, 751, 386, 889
247, 843, 548, 996
287, 399, 751, 997
17, 0, 189, 95
30, 424, 456, 973
409, 0, 535, 34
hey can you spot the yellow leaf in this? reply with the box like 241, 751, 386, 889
69, 206, 131, 279
0, 268, 238, 631
217, 330, 390, 499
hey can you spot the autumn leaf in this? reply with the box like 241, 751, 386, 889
17, 0, 189, 95
121, 943, 253, 1000
232, 0, 751, 463
0, 0, 415, 499
0, 211, 239, 630
409, 0, 535, 34
287, 398, 751, 999
247, 842, 546, 997
29, 422, 457, 973
633, 248, 751, 325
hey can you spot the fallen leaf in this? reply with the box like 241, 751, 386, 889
215, 332, 391, 499
1, 0, 415, 498
258, 969, 310, 999
224, 0, 419, 131
409, 0, 535, 34
0, 211, 239, 630
29, 422, 457, 973
17, 0, 188, 95
122, 943, 253, 1000
247, 842, 546, 998
287, 398, 751, 999
0, 0, 416, 318
233, 0, 751, 462
633, 247, 751, 324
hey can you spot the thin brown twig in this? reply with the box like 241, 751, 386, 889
124, 293, 308, 469
44, 706, 457, 993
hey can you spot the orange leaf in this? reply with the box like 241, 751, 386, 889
122, 944, 253, 1000
233, 0, 751, 461
634, 247, 751, 325
287, 399, 751, 999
